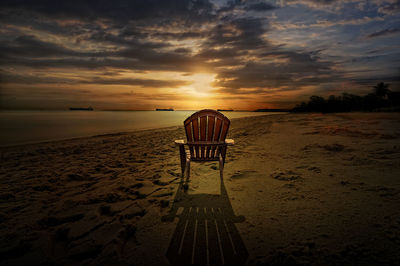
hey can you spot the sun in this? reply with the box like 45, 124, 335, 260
186, 73, 216, 97
169, 72, 219, 109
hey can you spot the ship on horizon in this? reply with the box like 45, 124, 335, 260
156, 108, 174, 111
69, 106, 94, 111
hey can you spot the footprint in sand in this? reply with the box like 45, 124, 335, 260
308, 166, 321, 173
37, 213, 85, 229
271, 170, 302, 181
231, 170, 258, 179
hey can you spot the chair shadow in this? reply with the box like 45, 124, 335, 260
162, 174, 248, 266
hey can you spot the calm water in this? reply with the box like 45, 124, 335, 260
0, 110, 280, 147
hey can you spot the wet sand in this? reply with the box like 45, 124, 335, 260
1, 113, 400, 265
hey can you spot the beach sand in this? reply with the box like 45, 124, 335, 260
1, 113, 400, 265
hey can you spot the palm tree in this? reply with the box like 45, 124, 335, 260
373, 82, 390, 98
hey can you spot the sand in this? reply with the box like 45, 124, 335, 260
1, 113, 400, 265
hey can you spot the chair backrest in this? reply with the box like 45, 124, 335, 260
184, 109, 230, 161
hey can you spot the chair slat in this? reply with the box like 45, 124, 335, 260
211, 118, 223, 158
192, 118, 199, 140
220, 121, 230, 140
185, 123, 193, 141
200, 116, 207, 158
200, 116, 207, 141
192, 118, 199, 158
185, 122, 194, 157
214, 118, 223, 141
217, 121, 229, 159
206, 116, 215, 158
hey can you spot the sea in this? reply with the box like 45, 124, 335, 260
0, 110, 283, 147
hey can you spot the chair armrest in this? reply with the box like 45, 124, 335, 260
174, 139, 186, 145
175, 139, 234, 145
225, 139, 234, 145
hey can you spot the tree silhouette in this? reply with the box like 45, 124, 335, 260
292, 82, 399, 113
373, 82, 390, 99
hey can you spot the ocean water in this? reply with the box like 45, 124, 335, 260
0, 110, 281, 147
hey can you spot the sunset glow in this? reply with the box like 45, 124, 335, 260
0, 1, 399, 110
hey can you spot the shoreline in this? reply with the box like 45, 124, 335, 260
0, 114, 276, 149
0, 125, 180, 149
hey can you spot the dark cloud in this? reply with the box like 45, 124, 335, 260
282, 0, 339, 8
302, 0, 337, 4
0, 0, 215, 24
146, 30, 207, 41
0, 71, 191, 88
343, 75, 400, 93
0, 33, 201, 72
85, 29, 170, 49
365, 28, 400, 39
174, 48, 192, 54
378, 0, 400, 15
1, 35, 83, 58
197, 47, 246, 60
1, 1, 274, 71
0, 14, 275, 76
0, 56, 201, 73
217, 0, 276, 13
203, 17, 269, 51
83, 77, 191, 87
244, 1, 276, 11
213, 50, 335, 92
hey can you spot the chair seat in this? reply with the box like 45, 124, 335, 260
190, 157, 220, 162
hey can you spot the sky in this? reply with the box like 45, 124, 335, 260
0, 0, 399, 110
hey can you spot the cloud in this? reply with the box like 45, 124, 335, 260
244, 1, 276, 11
365, 28, 400, 39
279, 0, 384, 11
0, 0, 215, 24
282, 0, 400, 16
202, 17, 270, 52
0, 71, 191, 88
0, 0, 399, 110
83, 77, 191, 88
213, 50, 336, 92
0, 33, 202, 72
280, 0, 343, 9
217, 0, 276, 14
349, 74, 400, 88
1, 35, 83, 58
271, 16, 385, 30
376, 0, 400, 15
282, 0, 339, 5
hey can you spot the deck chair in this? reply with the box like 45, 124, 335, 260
175, 109, 234, 189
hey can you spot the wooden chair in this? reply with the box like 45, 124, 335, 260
175, 109, 234, 189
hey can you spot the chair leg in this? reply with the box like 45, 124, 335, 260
186, 159, 191, 181
183, 159, 190, 191
179, 145, 186, 178
219, 157, 224, 180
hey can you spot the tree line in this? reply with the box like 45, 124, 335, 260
292, 82, 400, 113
